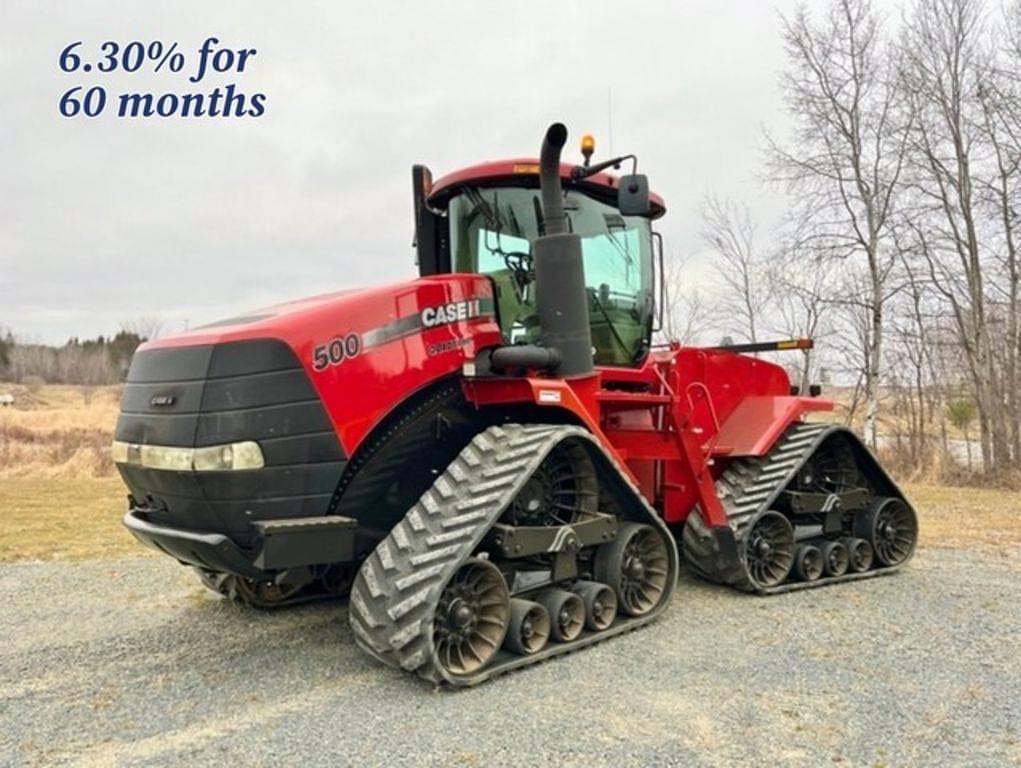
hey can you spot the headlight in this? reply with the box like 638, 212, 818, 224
112, 440, 264, 472
111, 440, 129, 464
140, 444, 195, 472
193, 441, 265, 471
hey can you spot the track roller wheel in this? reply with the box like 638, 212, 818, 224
742, 511, 795, 589
843, 537, 874, 573
820, 540, 849, 577
794, 544, 824, 582
433, 558, 510, 677
855, 497, 918, 567
573, 580, 617, 631
537, 589, 585, 642
593, 523, 670, 617
504, 599, 551, 656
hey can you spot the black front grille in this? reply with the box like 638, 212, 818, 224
115, 339, 347, 546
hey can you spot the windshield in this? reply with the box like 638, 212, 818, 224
449, 186, 654, 366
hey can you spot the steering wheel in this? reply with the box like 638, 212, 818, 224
502, 250, 533, 293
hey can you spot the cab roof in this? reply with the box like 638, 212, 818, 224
427, 158, 667, 220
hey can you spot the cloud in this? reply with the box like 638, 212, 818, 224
0, 0, 819, 342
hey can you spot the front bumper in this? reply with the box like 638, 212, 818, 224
123, 509, 357, 579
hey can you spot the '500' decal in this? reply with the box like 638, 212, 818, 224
312, 333, 361, 371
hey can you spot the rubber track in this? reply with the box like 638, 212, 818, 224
682, 422, 911, 594
348, 423, 679, 687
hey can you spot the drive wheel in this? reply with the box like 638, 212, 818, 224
855, 498, 917, 567
594, 523, 671, 617
794, 436, 861, 494
502, 440, 598, 527
433, 558, 510, 677
743, 511, 795, 589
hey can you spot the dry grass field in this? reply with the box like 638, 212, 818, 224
0, 383, 120, 478
0, 383, 1018, 564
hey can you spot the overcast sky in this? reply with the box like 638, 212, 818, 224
0, 0, 839, 344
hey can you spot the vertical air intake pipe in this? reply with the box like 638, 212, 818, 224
533, 123, 594, 377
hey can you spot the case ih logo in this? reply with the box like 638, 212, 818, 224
421, 299, 483, 329
312, 297, 493, 373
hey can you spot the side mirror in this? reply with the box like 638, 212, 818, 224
618, 174, 650, 216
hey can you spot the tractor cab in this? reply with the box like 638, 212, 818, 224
412, 147, 666, 367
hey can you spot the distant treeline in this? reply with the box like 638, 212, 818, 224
0, 318, 160, 386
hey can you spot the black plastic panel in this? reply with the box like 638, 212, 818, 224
195, 463, 344, 501
207, 339, 301, 378
200, 368, 316, 411
119, 380, 206, 414
260, 432, 346, 466
194, 400, 332, 445
126, 345, 214, 383
115, 339, 348, 545
114, 412, 201, 446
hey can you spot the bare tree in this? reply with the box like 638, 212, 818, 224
898, 0, 1016, 469
660, 253, 713, 346
120, 315, 164, 341
766, 245, 838, 391
700, 195, 765, 344
767, 0, 910, 447
976, 2, 1021, 460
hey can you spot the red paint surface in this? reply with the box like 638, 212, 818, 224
428, 159, 667, 219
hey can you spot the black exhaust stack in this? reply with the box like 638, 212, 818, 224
533, 123, 594, 377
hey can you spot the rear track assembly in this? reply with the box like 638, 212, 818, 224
683, 422, 918, 594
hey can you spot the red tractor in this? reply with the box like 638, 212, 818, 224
115, 124, 918, 686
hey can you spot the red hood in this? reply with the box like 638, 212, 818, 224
136, 273, 505, 454
140, 281, 422, 350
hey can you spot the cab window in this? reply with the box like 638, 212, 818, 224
449, 187, 654, 365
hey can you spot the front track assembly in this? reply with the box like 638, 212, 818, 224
683, 422, 918, 594
348, 424, 679, 687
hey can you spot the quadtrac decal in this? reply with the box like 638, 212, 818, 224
311, 296, 495, 371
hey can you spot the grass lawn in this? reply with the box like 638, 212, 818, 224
0, 477, 149, 562
905, 482, 1021, 552
0, 476, 1018, 564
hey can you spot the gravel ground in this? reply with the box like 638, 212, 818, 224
2, 547, 1020, 768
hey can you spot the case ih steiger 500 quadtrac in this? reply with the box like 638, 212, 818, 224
115, 124, 918, 686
